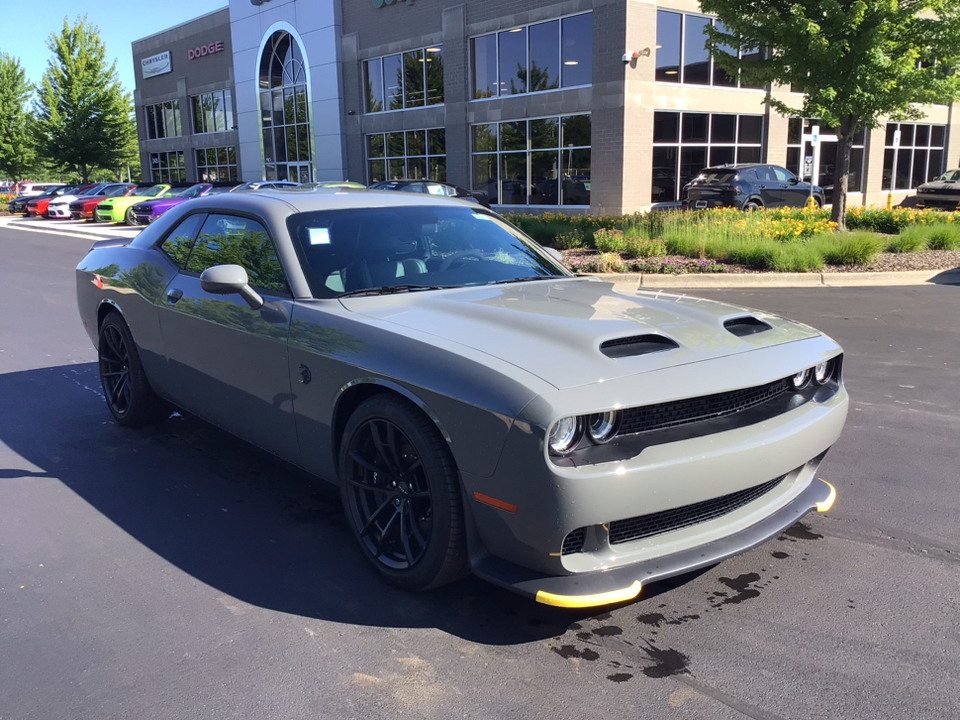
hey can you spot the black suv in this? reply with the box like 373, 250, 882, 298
682, 164, 824, 211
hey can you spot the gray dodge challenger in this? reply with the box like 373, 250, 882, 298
76, 188, 847, 607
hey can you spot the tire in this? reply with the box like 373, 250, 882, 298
339, 395, 468, 590
98, 312, 168, 427
125, 207, 137, 225
743, 200, 763, 211
812, 197, 823, 209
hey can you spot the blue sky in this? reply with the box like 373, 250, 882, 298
3, 1, 228, 96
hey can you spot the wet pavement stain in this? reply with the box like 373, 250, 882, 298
639, 641, 690, 678
607, 673, 633, 683
771, 551, 790, 559
592, 625, 623, 637
781, 522, 823, 541
711, 572, 762, 606
552, 645, 600, 661
637, 612, 667, 627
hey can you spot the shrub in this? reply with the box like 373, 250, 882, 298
816, 232, 883, 266
768, 244, 825, 272
597, 252, 624, 273
926, 224, 960, 250
885, 226, 928, 253
593, 228, 628, 254
552, 230, 585, 250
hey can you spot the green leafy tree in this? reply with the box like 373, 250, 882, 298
33, 16, 137, 183
701, 0, 960, 230
0, 54, 38, 184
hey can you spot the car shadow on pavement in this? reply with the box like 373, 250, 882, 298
1, 363, 706, 644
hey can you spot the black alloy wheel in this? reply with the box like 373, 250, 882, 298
98, 313, 167, 427
340, 396, 467, 590
743, 200, 763, 211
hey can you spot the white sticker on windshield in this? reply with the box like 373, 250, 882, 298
308, 227, 331, 245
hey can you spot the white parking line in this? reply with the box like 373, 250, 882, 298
0, 216, 141, 241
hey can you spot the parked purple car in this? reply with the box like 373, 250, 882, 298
129, 184, 213, 225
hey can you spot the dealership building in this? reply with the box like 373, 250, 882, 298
132, 0, 960, 213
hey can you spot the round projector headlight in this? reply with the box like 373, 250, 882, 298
587, 410, 621, 444
548, 416, 582, 455
791, 369, 811, 389
814, 361, 830, 384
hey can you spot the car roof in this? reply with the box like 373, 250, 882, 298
179, 186, 479, 216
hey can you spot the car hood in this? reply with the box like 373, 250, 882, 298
919, 180, 960, 192
50, 194, 83, 205
340, 278, 821, 390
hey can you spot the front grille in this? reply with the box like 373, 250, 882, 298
608, 475, 786, 545
618, 377, 791, 437
561, 527, 586, 555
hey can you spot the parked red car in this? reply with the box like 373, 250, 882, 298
69, 184, 137, 220
25, 185, 85, 217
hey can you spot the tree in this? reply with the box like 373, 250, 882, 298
33, 16, 137, 183
701, 0, 960, 230
0, 53, 38, 184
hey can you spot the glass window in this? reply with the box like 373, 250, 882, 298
711, 114, 736, 144
471, 114, 590, 207
187, 214, 287, 293
529, 20, 560, 92
683, 15, 711, 85
656, 11, 682, 82
160, 214, 205, 268
404, 49, 425, 108
561, 14, 592, 87
711, 21, 737, 87
365, 129, 446, 184
472, 34, 498, 99
365, 59, 384, 113
652, 111, 764, 202
500, 27, 527, 95
383, 54, 403, 110
426, 46, 444, 105
882, 122, 946, 190
259, 31, 313, 182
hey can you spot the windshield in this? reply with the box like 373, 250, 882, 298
938, 169, 960, 182
141, 185, 167, 197
288, 206, 571, 299
168, 185, 206, 198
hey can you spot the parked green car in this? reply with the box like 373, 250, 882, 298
94, 184, 171, 224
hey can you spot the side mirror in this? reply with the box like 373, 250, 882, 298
788, 177, 799, 185
200, 264, 264, 310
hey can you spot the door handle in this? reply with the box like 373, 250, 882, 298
166, 288, 183, 304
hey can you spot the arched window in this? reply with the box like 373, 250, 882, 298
259, 30, 313, 182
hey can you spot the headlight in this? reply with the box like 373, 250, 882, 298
548, 416, 582, 455
791, 369, 811, 389
586, 410, 621, 444
814, 360, 831, 384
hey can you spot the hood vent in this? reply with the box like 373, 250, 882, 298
600, 334, 679, 359
724, 316, 772, 337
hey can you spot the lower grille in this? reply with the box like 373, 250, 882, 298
608, 475, 787, 545
561, 527, 586, 555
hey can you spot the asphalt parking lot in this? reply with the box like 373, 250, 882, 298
1, 217, 958, 720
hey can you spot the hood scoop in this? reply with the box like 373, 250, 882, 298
600, 334, 679, 359
724, 315, 772, 337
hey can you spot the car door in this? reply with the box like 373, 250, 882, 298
157, 211, 300, 464
752, 166, 783, 207
771, 166, 809, 207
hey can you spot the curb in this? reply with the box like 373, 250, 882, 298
591, 267, 960, 289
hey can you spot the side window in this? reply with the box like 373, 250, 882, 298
160, 214, 206, 268
187, 214, 288, 294
400, 183, 425, 193
771, 166, 795, 182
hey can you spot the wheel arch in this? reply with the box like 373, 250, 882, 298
742, 196, 764, 210
331, 378, 455, 479
96, 299, 124, 335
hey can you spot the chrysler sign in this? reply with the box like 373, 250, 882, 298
141, 51, 172, 79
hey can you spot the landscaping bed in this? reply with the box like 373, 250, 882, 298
506, 206, 960, 275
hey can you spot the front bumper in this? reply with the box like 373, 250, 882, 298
473, 478, 835, 607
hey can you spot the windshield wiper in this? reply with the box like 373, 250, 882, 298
338, 284, 447, 298
488, 275, 558, 285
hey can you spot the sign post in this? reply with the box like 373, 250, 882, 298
807, 125, 820, 208
888, 129, 901, 209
